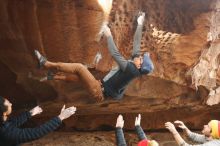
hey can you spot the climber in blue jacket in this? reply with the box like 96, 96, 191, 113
34, 12, 154, 102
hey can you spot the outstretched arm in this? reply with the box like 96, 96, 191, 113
132, 12, 145, 56
135, 114, 147, 141
5, 105, 76, 144
165, 122, 206, 146
6, 117, 62, 144
103, 25, 128, 71
10, 106, 42, 127
115, 128, 127, 146
135, 126, 147, 141
115, 115, 127, 146
166, 122, 189, 146
174, 121, 207, 143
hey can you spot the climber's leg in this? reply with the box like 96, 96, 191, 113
34, 50, 104, 102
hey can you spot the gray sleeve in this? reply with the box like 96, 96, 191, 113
132, 24, 143, 56
180, 141, 217, 146
187, 131, 207, 143
107, 36, 128, 71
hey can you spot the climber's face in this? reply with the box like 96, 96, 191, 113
133, 56, 143, 69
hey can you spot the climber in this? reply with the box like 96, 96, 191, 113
0, 96, 76, 146
165, 120, 220, 146
34, 11, 154, 102
115, 114, 159, 146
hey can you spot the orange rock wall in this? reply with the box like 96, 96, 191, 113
0, 0, 219, 131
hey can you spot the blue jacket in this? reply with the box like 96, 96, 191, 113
103, 24, 154, 99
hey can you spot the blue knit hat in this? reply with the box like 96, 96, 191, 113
140, 53, 154, 74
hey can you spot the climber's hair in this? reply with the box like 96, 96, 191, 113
0, 96, 7, 126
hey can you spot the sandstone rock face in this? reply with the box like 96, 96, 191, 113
0, 0, 220, 135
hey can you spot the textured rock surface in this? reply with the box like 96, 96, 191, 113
0, 0, 220, 137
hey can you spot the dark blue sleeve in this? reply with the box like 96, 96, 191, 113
135, 126, 147, 141
5, 117, 62, 144
115, 127, 127, 146
10, 111, 32, 127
